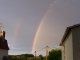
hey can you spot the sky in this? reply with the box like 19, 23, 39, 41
0, 0, 80, 56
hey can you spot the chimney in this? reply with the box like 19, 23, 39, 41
0, 30, 5, 39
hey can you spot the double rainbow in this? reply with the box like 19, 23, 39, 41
14, 2, 53, 54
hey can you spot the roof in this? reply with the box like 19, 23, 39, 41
60, 23, 80, 46
0, 37, 9, 50
3, 56, 12, 60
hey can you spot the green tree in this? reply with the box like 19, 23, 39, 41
39, 54, 43, 60
43, 56, 46, 60
48, 49, 61, 60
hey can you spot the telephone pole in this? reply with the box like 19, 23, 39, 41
46, 46, 49, 60
35, 51, 36, 60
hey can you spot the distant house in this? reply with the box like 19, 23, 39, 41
60, 24, 80, 60
0, 31, 10, 60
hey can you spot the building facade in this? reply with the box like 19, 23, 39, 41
0, 31, 9, 60
60, 24, 80, 60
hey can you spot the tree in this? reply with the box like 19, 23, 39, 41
39, 54, 43, 60
48, 49, 61, 60
43, 56, 46, 60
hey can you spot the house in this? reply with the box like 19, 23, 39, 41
60, 24, 80, 60
0, 30, 10, 60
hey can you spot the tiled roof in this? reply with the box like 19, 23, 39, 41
60, 23, 80, 46
0, 37, 9, 50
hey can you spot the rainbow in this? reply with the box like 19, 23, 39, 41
31, 4, 53, 53
14, 18, 22, 46
14, 2, 54, 54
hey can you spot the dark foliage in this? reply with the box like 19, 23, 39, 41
48, 49, 61, 60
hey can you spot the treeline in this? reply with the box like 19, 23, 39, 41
9, 49, 61, 60
9, 54, 46, 60
9, 54, 34, 60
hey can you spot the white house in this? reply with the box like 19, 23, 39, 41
0, 31, 10, 60
60, 24, 80, 60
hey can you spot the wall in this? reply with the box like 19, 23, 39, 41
62, 32, 73, 60
72, 26, 80, 60
0, 49, 8, 60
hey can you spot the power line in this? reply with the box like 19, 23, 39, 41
33, 47, 46, 53
37, 47, 46, 52
35, 47, 56, 53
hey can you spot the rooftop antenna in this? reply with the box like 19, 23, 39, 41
0, 22, 5, 37
0, 22, 2, 31
0, 22, 4, 30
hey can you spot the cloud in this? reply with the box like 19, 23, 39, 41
10, 47, 21, 50
9, 44, 27, 50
